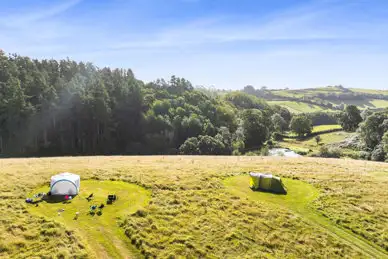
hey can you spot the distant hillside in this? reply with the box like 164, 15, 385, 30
242, 85, 388, 113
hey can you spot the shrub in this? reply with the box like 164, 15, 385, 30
371, 145, 385, 162
315, 135, 322, 145
308, 152, 320, 157
232, 150, 242, 156
383, 132, 388, 153
319, 146, 341, 158
245, 151, 262, 156
272, 132, 283, 141
308, 112, 339, 125
260, 146, 269, 156
296, 150, 308, 156
232, 140, 245, 153
179, 135, 227, 155
359, 151, 371, 160
197, 135, 226, 155
179, 137, 200, 155
343, 150, 359, 160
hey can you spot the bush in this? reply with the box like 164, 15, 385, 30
371, 145, 385, 161
315, 135, 322, 145
197, 135, 226, 155
343, 150, 360, 160
179, 137, 199, 155
232, 150, 242, 156
260, 146, 269, 156
272, 132, 283, 141
296, 150, 308, 156
308, 112, 339, 126
308, 152, 320, 157
245, 151, 259, 156
319, 146, 341, 158
244, 146, 269, 156
359, 151, 371, 160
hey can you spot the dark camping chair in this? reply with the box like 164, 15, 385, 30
107, 195, 117, 204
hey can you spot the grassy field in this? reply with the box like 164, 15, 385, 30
224, 176, 387, 258
312, 124, 342, 133
284, 125, 342, 137
280, 131, 353, 153
272, 87, 388, 97
271, 86, 345, 100
369, 99, 388, 109
349, 88, 388, 96
27, 180, 150, 258
269, 87, 388, 113
267, 101, 332, 113
270, 90, 306, 98
0, 156, 387, 258
325, 99, 388, 110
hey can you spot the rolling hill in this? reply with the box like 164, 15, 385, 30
243, 85, 388, 113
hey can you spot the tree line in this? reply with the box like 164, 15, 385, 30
1, 51, 386, 160
0, 51, 295, 157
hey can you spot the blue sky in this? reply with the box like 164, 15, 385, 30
1, 0, 388, 90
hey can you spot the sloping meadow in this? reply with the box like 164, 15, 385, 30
0, 156, 387, 258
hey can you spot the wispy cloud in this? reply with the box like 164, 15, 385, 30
0, 0, 83, 56
108, 0, 385, 51
0, 0, 82, 28
1, 0, 387, 89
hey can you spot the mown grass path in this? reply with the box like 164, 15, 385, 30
224, 176, 388, 259
27, 180, 151, 259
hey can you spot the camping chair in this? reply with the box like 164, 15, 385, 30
89, 205, 97, 215
107, 194, 118, 204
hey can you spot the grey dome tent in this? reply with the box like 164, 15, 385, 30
249, 172, 287, 194
50, 172, 80, 195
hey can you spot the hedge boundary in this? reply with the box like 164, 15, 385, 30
279, 128, 343, 140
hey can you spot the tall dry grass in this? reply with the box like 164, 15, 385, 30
0, 156, 387, 258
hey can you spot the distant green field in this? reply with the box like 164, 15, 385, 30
312, 124, 342, 132
284, 125, 342, 138
269, 98, 386, 113
269, 87, 388, 113
280, 131, 353, 153
326, 99, 388, 110
271, 87, 388, 99
271, 86, 345, 99
268, 101, 333, 113
307, 86, 345, 93
271, 90, 305, 98
369, 99, 388, 108
350, 88, 388, 96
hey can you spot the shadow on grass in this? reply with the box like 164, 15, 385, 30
42, 194, 78, 204
250, 188, 287, 195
